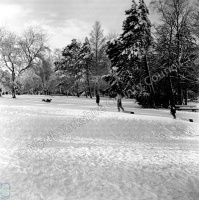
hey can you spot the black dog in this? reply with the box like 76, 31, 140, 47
42, 99, 52, 103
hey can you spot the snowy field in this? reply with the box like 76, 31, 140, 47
0, 95, 199, 200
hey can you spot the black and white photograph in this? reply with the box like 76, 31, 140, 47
0, 0, 199, 199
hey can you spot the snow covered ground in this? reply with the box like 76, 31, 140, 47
0, 95, 199, 200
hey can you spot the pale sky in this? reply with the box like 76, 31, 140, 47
0, 0, 159, 49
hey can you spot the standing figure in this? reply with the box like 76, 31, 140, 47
170, 106, 176, 119
116, 92, 124, 112
96, 90, 100, 106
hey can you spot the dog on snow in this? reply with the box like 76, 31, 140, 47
42, 99, 52, 103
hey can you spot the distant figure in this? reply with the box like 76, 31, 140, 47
0, 88, 2, 97
170, 106, 176, 119
44, 88, 47, 95
96, 90, 100, 106
42, 99, 52, 103
116, 92, 124, 112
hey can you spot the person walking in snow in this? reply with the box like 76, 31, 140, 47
116, 92, 124, 112
170, 106, 176, 119
95, 89, 100, 106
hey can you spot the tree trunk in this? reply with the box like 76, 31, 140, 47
86, 64, 92, 98
176, 12, 182, 105
168, 75, 175, 106
176, 60, 182, 105
89, 87, 92, 98
184, 88, 187, 105
144, 53, 155, 106
144, 54, 155, 93
59, 87, 62, 94
177, 80, 182, 104
76, 82, 79, 97
87, 79, 92, 98
12, 71, 16, 98
167, 26, 175, 107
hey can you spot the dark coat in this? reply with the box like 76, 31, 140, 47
96, 94, 100, 104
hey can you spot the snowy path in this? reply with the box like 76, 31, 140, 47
0, 95, 199, 200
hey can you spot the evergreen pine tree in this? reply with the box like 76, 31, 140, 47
104, 0, 154, 102
57, 39, 83, 97
79, 37, 94, 98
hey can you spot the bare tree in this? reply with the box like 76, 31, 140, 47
53, 48, 62, 67
0, 69, 11, 94
0, 27, 48, 98
106, 31, 120, 42
34, 55, 53, 94
150, 0, 197, 104
18, 27, 49, 73
0, 31, 19, 98
89, 21, 107, 75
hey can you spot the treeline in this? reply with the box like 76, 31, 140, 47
103, 0, 199, 107
0, 22, 114, 98
1, 0, 199, 108
54, 21, 111, 98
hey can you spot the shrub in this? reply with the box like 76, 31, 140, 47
135, 92, 154, 108
135, 91, 170, 108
